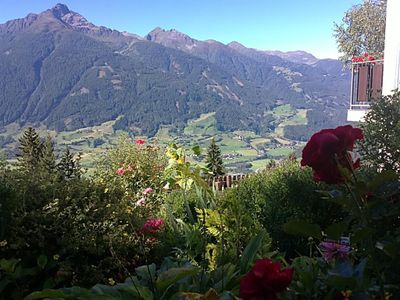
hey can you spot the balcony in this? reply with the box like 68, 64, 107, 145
347, 59, 384, 122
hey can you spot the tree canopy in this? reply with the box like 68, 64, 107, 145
334, 0, 387, 62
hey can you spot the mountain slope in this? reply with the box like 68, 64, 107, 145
0, 4, 349, 138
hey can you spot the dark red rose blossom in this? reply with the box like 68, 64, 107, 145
301, 125, 363, 184
239, 258, 294, 300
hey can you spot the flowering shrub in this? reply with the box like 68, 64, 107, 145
240, 258, 294, 300
301, 125, 363, 184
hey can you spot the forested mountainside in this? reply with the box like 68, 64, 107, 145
0, 3, 349, 137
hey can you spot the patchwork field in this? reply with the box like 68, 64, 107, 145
1, 104, 307, 174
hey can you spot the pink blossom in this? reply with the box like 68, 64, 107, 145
127, 165, 134, 172
135, 139, 145, 145
141, 218, 165, 235
143, 187, 154, 195
116, 167, 125, 176
136, 198, 146, 206
320, 240, 350, 262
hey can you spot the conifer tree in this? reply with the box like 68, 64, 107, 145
40, 134, 57, 176
17, 127, 43, 173
205, 138, 225, 179
58, 147, 81, 180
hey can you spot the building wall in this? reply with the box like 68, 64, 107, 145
382, 0, 400, 95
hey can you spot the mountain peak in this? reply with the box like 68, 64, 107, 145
50, 3, 71, 18
227, 41, 246, 50
146, 27, 197, 49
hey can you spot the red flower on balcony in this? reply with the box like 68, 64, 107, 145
352, 53, 381, 63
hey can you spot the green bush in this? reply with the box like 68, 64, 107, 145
0, 132, 172, 298
360, 91, 400, 173
223, 160, 343, 256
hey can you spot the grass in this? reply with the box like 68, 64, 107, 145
250, 158, 272, 171
267, 148, 295, 158
184, 112, 218, 135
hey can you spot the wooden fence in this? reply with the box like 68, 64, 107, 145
208, 174, 249, 191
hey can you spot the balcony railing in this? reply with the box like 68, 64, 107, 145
349, 60, 384, 110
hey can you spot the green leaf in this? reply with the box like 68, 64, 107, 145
135, 264, 156, 283
0, 258, 20, 274
283, 220, 322, 240
0, 279, 11, 294
325, 222, 348, 240
37, 255, 48, 270
382, 242, 400, 258
240, 230, 266, 274
119, 277, 154, 300
24, 289, 69, 300
192, 145, 201, 156
156, 267, 198, 293
328, 196, 352, 208
352, 227, 374, 243
327, 275, 357, 290
369, 170, 399, 191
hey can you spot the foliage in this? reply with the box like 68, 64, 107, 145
204, 138, 225, 179
360, 91, 400, 173
24, 232, 268, 300
223, 160, 343, 256
334, 0, 386, 62
0, 130, 172, 299
285, 125, 400, 299
17, 127, 43, 174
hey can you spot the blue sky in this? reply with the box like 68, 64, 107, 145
0, 0, 361, 59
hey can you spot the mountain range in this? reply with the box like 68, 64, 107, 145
0, 3, 350, 138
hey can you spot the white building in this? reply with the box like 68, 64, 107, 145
347, 0, 400, 122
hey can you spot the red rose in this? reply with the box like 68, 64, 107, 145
240, 258, 294, 300
135, 139, 145, 145
301, 125, 363, 184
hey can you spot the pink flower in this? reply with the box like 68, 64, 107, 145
135, 139, 145, 145
320, 240, 350, 262
143, 187, 154, 195
141, 218, 165, 235
116, 167, 125, 176
136, 198, 146, 206
127, 165, 134, 172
